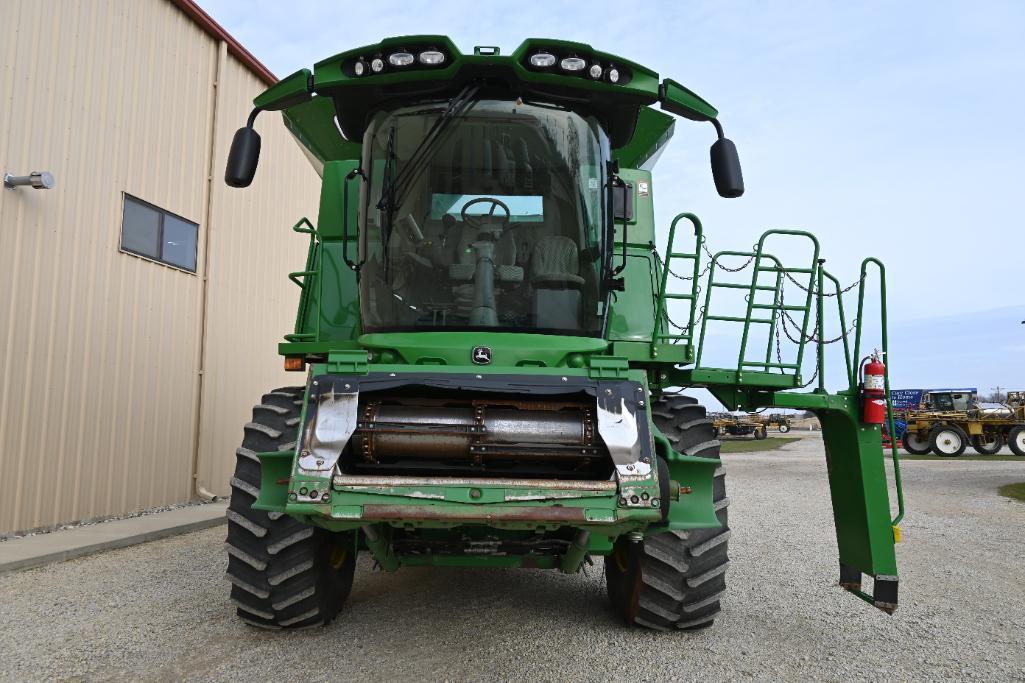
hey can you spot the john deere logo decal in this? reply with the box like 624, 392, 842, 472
472, 346, 492, 365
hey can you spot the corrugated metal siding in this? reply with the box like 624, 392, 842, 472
0, 0, 317, 533
194, 56, 317, 497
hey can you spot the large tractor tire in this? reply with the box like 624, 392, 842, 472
754, 426, 768, 440
1009, 425, 1025, 456
225, 386, 356, 629
929, 424, 968, 457
902, 430, 932, 455
778, 423, 791, 434
606, 395, 730, 631
971, 434, 1003, 455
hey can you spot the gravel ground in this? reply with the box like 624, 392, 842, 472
2, 436, 1023, 682
0, 499, 217, 542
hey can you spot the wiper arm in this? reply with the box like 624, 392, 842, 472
378, 83, 480, 215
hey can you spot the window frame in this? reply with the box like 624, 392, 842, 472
118, 192, 199, 274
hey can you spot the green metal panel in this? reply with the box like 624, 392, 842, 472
775, 392, 899, 578
358, 332, 607, 368
615, 107, 675, 169
282, 97, 362, 173
659, 78, 718, 121
615, 168, 655, 244
254, 68, 312, 110
608, 251, 658, 343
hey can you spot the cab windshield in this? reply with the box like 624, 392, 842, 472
359, 98, 610, 336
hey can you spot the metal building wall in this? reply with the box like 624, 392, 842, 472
0, 0, 317, 533
193, 55, 315, 499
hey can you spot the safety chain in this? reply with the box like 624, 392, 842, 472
783, 270, 864, 298
664, 305, 705, 338
700, 242, 756, 272
772, 288, 856, 388
653, 250, 711, 282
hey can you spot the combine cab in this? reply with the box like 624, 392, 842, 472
221, 37, 903, 630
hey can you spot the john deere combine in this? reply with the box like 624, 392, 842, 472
223, 37, 904, 630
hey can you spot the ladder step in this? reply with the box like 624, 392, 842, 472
750, 303, 807, 311
757, 266, 814, 274
664, 293, 695, 300
667, 252, 698, 259
711, 282, 776, 291
705, 315, 772, 324
741, 361, 801, 369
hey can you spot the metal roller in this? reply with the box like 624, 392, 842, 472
353, 402, 598, 463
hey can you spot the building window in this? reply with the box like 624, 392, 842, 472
120, 194, 198, 272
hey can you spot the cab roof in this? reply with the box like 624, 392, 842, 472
253, 36, 719, 174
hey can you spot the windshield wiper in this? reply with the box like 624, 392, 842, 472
377, 83, 480, 217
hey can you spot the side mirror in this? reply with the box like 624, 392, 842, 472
225, 126, 261, 188
710, 137, 744, 198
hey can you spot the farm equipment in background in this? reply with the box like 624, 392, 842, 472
897, 389, 1025, 456
711, 412, 768, 439
219, 36, 904, 630
761, 413, 793, 433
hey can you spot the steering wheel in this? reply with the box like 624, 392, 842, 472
460, 197, 511, 231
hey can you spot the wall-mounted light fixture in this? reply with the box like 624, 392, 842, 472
3, 170, 55, 190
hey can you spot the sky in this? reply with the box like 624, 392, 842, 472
202, 0, 1024, 393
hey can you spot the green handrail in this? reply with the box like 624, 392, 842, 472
853, 257, 904, 527
697, 247, 799, 369
820, 269, 854, 385
744, 230, 820, 376
651, 213, 703, 354
286, 217, 322, 343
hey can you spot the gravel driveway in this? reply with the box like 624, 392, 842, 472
2, 436, 1023, 681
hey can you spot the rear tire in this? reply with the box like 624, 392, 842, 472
606, 395, 729, 630
1009, 425, 1025, 456
903, 430, 932, 455
754, 426, 768, 440
929, 425, 967, 457
225, 386, 356, 629
971, 434, 1003, 455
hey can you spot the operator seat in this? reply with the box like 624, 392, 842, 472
530, 236, 583, 329
448, 222, 523, 283
530, 236, 585, 286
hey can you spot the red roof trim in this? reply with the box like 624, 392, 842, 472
169, 0, 277, 86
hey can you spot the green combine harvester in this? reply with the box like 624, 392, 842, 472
222, 36, 904, 630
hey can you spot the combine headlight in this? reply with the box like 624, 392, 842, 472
419, 50, 446, 65
560, 56, 586, 72
530, 52, 557, 68
371, 57, 385, 73
608, 67, 620, 83
353, 59, 366, 76
388, 52, 415, 67
588, 63, 603, 79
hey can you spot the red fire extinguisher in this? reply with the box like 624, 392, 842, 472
861, 352, 887, 425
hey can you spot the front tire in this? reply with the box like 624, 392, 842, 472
778, 423, 791, 433
606, 395, 729, 630
1009, 425, 1025, 456
930, 425, 967, 457
225, 386, 356, 629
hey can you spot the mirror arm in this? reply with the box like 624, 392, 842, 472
342, 167, 367, 274
710, 117, 725, 140
246, 107, 262, 129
